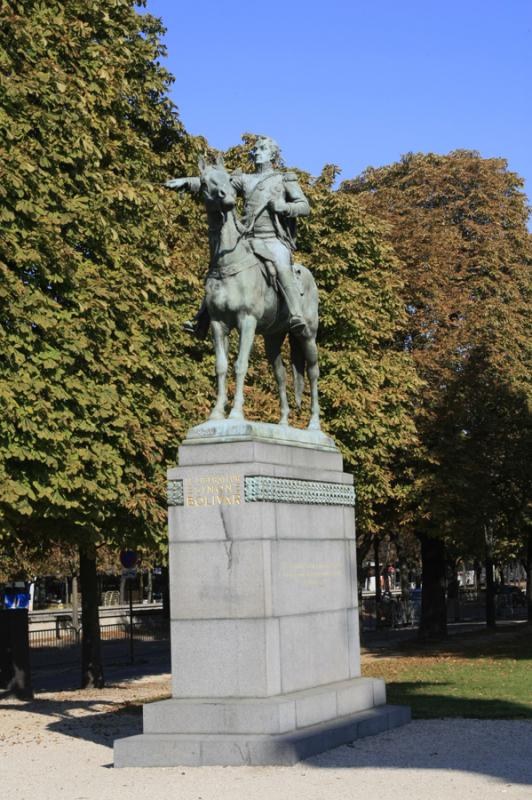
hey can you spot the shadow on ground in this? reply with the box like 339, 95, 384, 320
0, 696, 144, 748
306, 717, 532, 787
0, 643, 171, 748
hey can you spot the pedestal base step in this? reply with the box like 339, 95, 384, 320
143, 677, 386, 735
114, 704, 410, 767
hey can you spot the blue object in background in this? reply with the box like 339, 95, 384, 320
3, 588, 30, 609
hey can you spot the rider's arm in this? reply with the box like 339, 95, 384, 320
164, 177, 201, 194
280, 173, 310, 217
230, 172, 246, 195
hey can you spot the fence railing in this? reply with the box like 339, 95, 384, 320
29, 615, 169, 649
360, 589, 527, 631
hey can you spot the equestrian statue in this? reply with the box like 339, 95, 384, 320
165, 135, 321, 430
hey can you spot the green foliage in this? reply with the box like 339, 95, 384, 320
300, 169, 420, 534
344, 151, 532, 557
434, 350, 531, 562
0, 0, 211, 548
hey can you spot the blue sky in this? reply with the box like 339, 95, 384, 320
144, 0, 531, 210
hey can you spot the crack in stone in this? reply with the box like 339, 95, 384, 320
219, 506, 233, 569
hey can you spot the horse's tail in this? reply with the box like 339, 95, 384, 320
289, 333, 305, 410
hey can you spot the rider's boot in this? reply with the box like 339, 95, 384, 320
278, 272, 309, 337
183, 301, 210, 340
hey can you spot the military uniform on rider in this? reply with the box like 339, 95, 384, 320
184, 136, 310, 338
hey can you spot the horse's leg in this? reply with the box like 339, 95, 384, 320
301, 335, 321, 430
265, 333, 289, 425
209, 320, 229, 420
228, 314, 257, 420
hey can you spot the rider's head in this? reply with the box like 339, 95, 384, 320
250, 135, 280, 167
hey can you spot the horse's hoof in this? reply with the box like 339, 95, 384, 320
307, 419, 321, 431
228, 409, 245, 421
279, 416, 289, 427
209, 410, 225, 421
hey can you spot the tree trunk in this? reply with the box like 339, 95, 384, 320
485, 554, 496, 628
79, 545, 104, 688
393, 533, 411, 599
418, 533, 447, 640
526, 528, 532, 623
447, 566, 460, 623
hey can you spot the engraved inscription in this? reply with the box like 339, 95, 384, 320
184, 473, 242, 508
282, 561, 342, 586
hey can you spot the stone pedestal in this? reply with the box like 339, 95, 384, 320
114, 422, 409, 767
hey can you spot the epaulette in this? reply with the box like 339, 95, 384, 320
283, 171, 298, 182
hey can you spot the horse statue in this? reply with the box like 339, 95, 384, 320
185, 157, 321, 430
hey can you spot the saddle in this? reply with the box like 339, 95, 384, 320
249, 239, 305, 297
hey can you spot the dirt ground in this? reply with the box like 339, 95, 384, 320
2, 670, 532, 800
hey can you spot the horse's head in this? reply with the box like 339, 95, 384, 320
198, 155, 236, 211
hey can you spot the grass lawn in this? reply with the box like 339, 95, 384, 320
361, 622, 532, 719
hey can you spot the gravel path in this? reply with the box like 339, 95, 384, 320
1, 673, 532, 800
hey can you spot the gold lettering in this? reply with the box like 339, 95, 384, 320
184, 474, 243, 508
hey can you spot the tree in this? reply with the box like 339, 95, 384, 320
434, 349, 531, 627
0, 0, 211, 685
343, 151, 531, 637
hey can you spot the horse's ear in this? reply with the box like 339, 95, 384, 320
215, 153, 225, 169
198, 155, 207, 173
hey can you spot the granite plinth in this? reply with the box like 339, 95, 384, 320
142, 676, 386, 735
114, 704, 411, 767
114, 432, 409, 767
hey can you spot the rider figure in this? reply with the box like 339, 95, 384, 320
166, 135, 310, 338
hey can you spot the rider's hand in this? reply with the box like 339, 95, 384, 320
165, 178, 187, 189
270, 198, 289, 215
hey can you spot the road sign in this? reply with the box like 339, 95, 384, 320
120, 550, 138, 569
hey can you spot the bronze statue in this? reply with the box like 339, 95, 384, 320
165, 136, 321, 429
